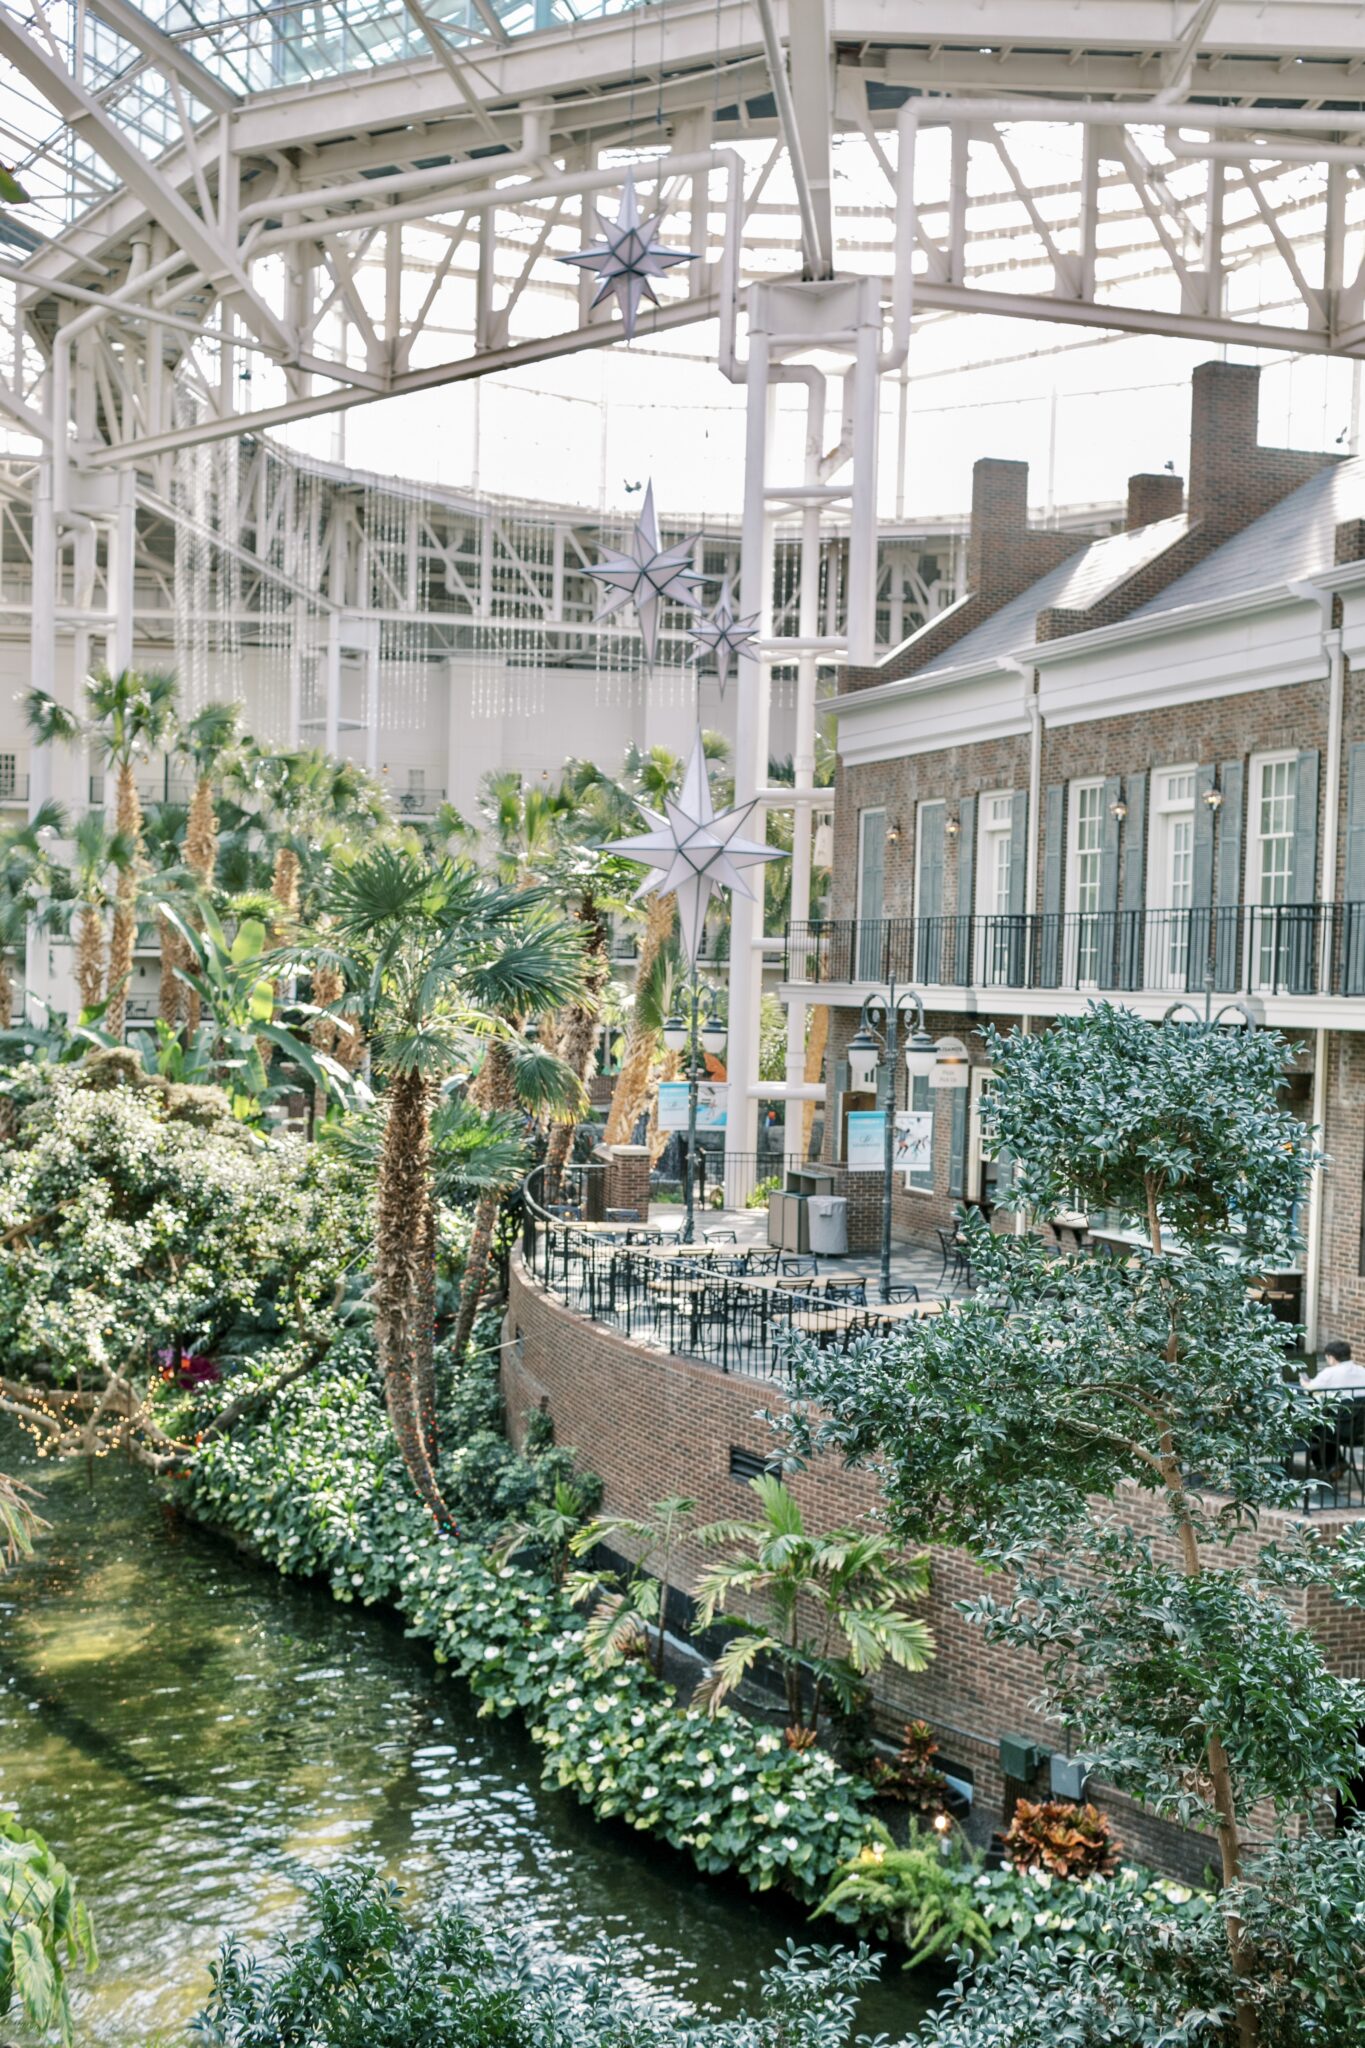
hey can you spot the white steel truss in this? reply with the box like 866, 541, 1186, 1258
4, 0, 1365, 1148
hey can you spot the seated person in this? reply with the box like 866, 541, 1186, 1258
1304, 1338, 1365, 1393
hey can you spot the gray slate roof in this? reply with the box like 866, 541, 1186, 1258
911, 515, 1189, 678
1130, 457, 1365, 619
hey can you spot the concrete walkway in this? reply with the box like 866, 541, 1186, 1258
642, 1199, 975, 1303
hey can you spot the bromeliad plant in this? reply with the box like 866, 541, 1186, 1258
692, 1475, 934, 1737
784, 1001, 1365, 2048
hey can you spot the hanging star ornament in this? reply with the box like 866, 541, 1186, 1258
687, 576, 761, 697
612, 729, 786, 967
585, 479, 706, 667
559, 169, 700, 340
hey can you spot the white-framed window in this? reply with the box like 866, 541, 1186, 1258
0, 754, 17, 801
914, 801, 945, 922
856, 807, 886, 979
1246, 753, 1297, 989
1147, 765, 1196, 985
1066, 779, 1105, 983
977, 792, 1015, 916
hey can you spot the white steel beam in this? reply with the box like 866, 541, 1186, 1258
84, 0, 237, 114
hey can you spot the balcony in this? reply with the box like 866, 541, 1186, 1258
784, 905, 1365, 1025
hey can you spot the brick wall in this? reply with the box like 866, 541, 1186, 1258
1318, 1032, 1365, 1357
504, 1262, 1365, 1878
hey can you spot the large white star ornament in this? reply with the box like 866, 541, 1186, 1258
612, 731, 786, 966
585, 479, 706, 667
560, 170, 700, 339
687, 577, 761, 697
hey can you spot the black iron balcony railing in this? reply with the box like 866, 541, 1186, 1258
786, 903, 1365, 1002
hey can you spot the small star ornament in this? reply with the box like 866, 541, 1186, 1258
585, 479, 705, 668
560, 170, 700, 339
687, 577, 761, 697
612, 729, 785, 966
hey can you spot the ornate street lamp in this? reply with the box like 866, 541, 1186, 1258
851, 983, 958, 1303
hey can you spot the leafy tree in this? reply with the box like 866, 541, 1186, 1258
568, 1494, 698, 1678
194, 1863, 881, 2048
0, 802, 67, 1030
692, 1474, 933, 1733
783, 1001, 1365, 2047
66, 811, 134, 1020
171, 700, 243, 1032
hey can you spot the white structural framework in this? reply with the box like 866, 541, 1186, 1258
4, 0, 1365, 1177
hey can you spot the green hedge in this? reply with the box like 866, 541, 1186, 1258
186, 1346, 875, 1907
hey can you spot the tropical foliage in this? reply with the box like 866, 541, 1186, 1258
783, 1001, 1365, 2046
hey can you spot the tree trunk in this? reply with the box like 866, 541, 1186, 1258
76, 906, 105, 1019
451, 1038, 516, 1363
646, 1046, 681, 1166
604, 891, 675, 1144
375, 1066, 451, 1526
414, 1192, 438, 1465
105, 763, 143, 1041
184, 773, 218, 1036
0, 954, 13, 1031
544, 895, 608, 1195
310, 961, 344, 1125
1146, 1175, 1256, 2048
157, 915, 184, 1031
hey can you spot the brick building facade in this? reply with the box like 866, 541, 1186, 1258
795, 359, 1365, 1353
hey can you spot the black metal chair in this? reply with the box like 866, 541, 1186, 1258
825, 1278, 867, 1306
704, 1227, 738, 1243
780, 1255, 818, 1277
886, 1283, 920, 1304
935, 1228, 958, 1284
743, 1248, 779, 1276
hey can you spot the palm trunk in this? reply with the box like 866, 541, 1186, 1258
604, 891, 675, 1144
157, 915, 184, 1031
0, 954, 13, 1031
184, 773, 218, 1036
105, 763, 143, 1041
451, 1038, 516, 1362
375, 1066, 451, 1525
415, 1192, 438, 1465
544, 896, 609, 1196
647, 1046, 681, 1166
76, 906, 105, 1018
310, 961, 343, 1125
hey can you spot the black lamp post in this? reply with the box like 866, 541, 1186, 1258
662, 981, 726, 1244
1162, 970, 1255, 1030
846, 983, 939, 1304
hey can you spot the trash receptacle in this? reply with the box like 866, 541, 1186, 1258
808, 1195, 848, 1256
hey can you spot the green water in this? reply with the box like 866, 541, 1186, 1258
0, 1444, 930, 2044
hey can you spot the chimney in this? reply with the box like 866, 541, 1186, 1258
968, 458, 1031, 588
1189, 361, 1264, 523
1126, 472, 1184, 530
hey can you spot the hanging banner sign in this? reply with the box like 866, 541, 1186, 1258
894, 1109, 933, 1171
657, 1081, 728, 1132
846, 1110, 885, 1171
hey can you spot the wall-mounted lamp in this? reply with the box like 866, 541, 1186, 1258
886, 819, 903, 846
1109, 798, 1128, 821
1203, 785, 1224, 811
945, 815, 960, 837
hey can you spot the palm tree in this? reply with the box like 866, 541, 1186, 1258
566, 1495, 698, 1678
28, 670, 178, 1038
693, 1475, 934, 1735
68, 812, 134, 1019
0, 803, 66, 1031
315, 845, 585, 1522
176, 702, 241, 1033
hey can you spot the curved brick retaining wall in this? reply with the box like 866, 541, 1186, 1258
504, 1255, 1365, 1877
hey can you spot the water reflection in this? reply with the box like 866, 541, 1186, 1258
0, 1443, 927, 2042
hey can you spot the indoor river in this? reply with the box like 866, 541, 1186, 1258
0, 1436, 930, 2043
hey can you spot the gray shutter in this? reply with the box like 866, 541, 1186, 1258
916, 802, 945, 984
1038, 783, 1065, 988
954, 795, 977, 986
1343, 743, 1365, 994
1097, 774, 1122, 988
1007, 789, 1028, 982
1188, 763, 1216, 991
1212, 758, 1244, 992
1119, 771, 1147, 991
1287, 748, 1321, 994
948, 1081, 969, 1202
